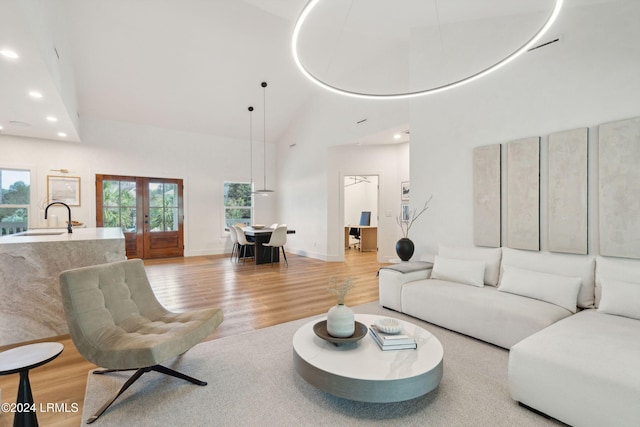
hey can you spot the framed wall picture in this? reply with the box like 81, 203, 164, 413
401, 181, 410, 201
47, 175, 81, 206
401, 203, 410, 222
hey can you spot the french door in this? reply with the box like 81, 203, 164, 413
96, 174, 184, 259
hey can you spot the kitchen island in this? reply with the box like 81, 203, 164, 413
0, 227, 125, 346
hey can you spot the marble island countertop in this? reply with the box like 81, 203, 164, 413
0, 227, 126, 346
0, 227, 124, 244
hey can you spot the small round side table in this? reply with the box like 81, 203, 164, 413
0, 342, 64, 427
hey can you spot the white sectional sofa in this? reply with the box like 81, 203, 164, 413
380, 245, 595, 349
509, 255, 640, 427
379, 246, 640, 426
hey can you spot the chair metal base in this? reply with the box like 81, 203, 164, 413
87, 365, 207, 424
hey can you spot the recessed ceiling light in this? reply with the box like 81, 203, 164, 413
0, 125, 3, 130
0, 49, 19, 59
29, 91, 43, 99
393, 134, 401, 140
57, 132, 67, 138
46, 116, 58, 122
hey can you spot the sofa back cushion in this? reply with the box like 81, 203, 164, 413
595, 256, 640, 307
500, 248, 595, 308
498, 265, 582, 313
598, 278, 640, 320
431, 256, 486, 287
438, 245, 502, 286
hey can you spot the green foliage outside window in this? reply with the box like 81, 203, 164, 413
0, 169, 30, 234
148, 183, 178, 232
224, 182, 252, 228
102, 180, 137, 232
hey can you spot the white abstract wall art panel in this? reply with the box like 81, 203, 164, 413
473, 144, 501, 247
548, 128, 589, 254
599, 117, 640, 259
506, 137, 540, 251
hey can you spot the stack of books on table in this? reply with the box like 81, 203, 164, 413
369, 326, 417, 351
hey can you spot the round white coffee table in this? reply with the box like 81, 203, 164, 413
292, 314, 443, 402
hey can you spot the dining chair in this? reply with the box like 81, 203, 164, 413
233, 225, 255, 264
262, 224, 288, 267
228, 226, 239, 262
269, 223, 278, 229
59, 259, 223, 423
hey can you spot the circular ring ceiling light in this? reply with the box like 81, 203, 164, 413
292, 0, 563, 100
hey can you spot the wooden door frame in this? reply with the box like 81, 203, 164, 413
96, 174, 184, 259
142, 177, 184, 259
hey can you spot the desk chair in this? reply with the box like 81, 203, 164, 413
59, 259, 223, 423
348, 227, 361, 250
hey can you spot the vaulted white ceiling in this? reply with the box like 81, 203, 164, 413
0, 0, 620, 145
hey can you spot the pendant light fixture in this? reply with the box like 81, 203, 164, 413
248, 106, 254, 191
292, 0, 564, 100
254, 81, 274, 195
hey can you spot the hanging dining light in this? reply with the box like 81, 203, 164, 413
248, 106, 254, 190
254, 81, 274, 195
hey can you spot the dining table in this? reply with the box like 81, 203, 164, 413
242, 226, 295, 265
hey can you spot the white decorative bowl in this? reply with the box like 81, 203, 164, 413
252, 224, 265, 229
375, 318, 402, 334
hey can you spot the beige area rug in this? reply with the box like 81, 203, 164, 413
83, 302, 562, 426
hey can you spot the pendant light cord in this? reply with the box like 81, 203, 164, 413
262, 82, 267, 191
248, 106, 254, 188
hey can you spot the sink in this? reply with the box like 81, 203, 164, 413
14, 231, 67, 236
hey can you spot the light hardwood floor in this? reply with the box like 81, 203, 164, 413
0, 250, 387, 427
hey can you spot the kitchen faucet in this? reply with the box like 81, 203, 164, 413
45, 202, 73, 233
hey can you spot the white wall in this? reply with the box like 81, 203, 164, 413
0, 116, 277, 256
344, 175, 378, 227
276, 85, 410, 261
328, 144, 409, 262
408, 1, 640, 257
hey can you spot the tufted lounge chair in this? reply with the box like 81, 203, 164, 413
59, 259, 223, 423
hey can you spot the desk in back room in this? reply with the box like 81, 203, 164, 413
344, 226, 377, 252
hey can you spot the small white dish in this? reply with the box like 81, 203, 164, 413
252, 224, 265, 229
375, 318, 402, 334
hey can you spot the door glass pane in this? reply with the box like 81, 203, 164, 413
102, 180, 136, 232
148, 183, 178, 232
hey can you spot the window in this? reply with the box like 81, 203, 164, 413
224, 182, 252, 229
0, 168, 30, 235
102, 179, 137, 232
148, 182, 179, 232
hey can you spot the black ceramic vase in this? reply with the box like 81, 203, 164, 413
395, 238, 415, 261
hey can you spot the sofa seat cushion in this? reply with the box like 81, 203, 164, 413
509, 309, 640, 427
401, 279, 572, 349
